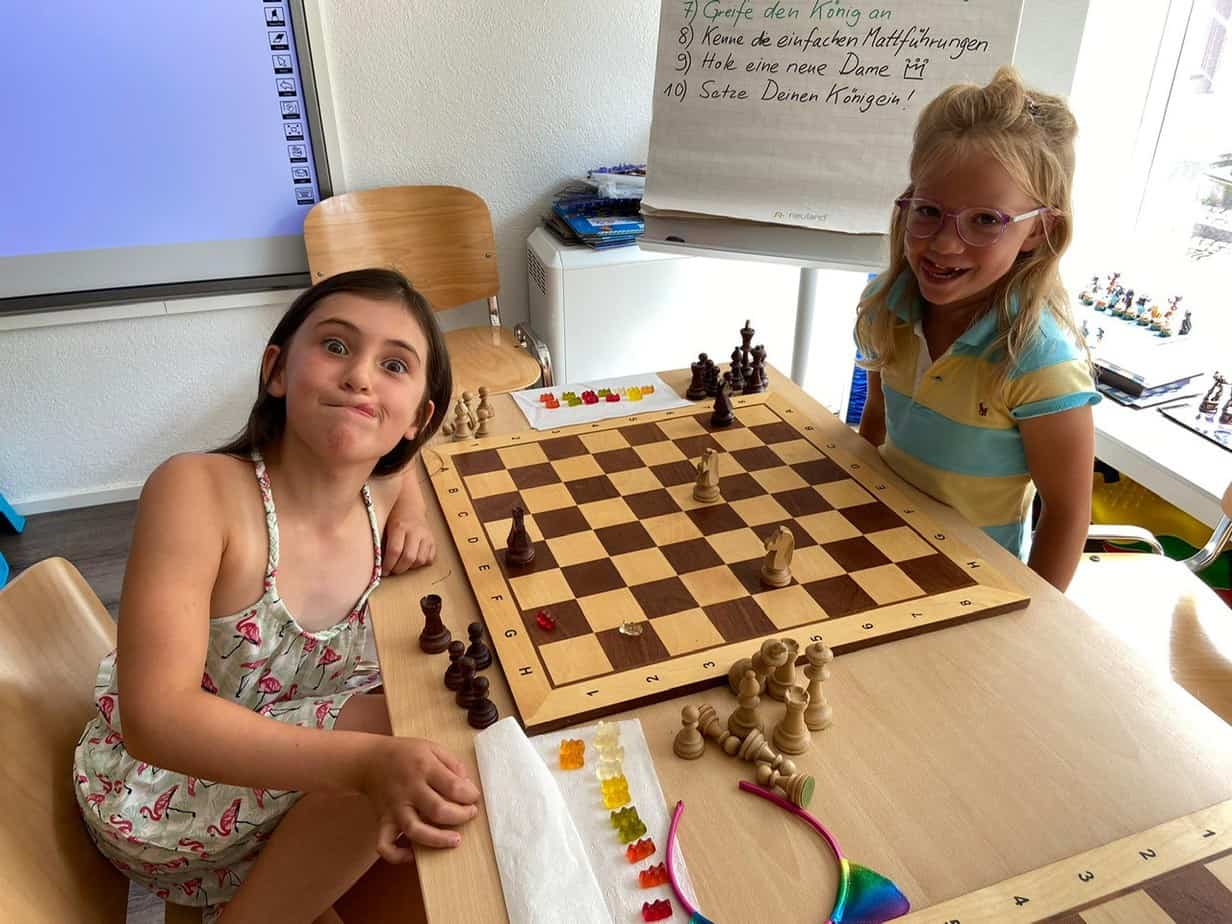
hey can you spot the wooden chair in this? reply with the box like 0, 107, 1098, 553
304, 186, 553, 395
0, 558, 417, 923
1068, 483, 1232, 723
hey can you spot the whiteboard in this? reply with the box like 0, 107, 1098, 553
644, 0, 1026, 235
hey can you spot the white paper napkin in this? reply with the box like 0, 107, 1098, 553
475, 717, 694, 923
511, 372, 693, 430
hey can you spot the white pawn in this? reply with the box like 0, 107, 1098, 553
674, 705, 706, 760
728, 669, 763, 739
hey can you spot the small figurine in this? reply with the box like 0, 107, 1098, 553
1180, 309, 1193, 336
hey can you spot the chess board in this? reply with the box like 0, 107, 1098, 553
901, 799, 1232, 922
427, 390, 1029, 732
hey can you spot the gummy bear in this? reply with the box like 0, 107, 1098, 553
594, 721, 621, 751
535, 610, 556, 631
597, 388, 610, 397
626, 837, 656, 863
558, 739, 584, 770
639, 862, 669, 889
538, 393, 554, 403
626, 388, 643, 402
641, 385, 655, 394
605, 393, 620, 402
600, 774, 630, 809
642, 898, 672, 921
595, 755, 623, 781
611, 806, 647, 843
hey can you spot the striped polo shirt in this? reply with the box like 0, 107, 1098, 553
865, 271, 1100, 559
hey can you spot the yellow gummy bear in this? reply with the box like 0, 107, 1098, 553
601, 774, 630, 809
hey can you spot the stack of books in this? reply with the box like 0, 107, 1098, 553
543, 166, 645, 250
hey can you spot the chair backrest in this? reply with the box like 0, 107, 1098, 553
0, 558, 128, 922
303, 186, 500, 311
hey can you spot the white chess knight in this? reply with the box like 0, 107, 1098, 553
760, 525, 794, 588
693, 448, 721, 503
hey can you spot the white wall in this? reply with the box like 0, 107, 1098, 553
1, 0, 1098, 513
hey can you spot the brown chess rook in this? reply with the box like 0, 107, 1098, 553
418, 594, 451, 653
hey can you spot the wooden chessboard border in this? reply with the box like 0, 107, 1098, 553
426, 391, 1030, 732
899, 798, 1232, 922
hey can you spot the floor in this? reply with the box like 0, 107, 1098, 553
0, 500, 136, 618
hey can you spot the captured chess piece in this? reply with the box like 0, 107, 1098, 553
466, 676, 499, 729
450, 399, 474, 442
1221, 395, 1232, 426
728, 669, 764, 738
693, 448, 721, 503
727, 637, 788, 695
711, 383, 735, 428
760, 525, 794, 588
443, 640, 467, 691
772, 686, 812, 756
1199, 373, 1225, 416
455, 656, 480, 709
418, 594, 451, 653
728, 348, 746, 394
462, 391, 479, 431
505, 505, 535, 567
803, 640, 834, 731
755, 763, 815, 809
687, 354, 710, 401
765, 637, 799, 702
476, 386, 495, 437
465, 621, 492, 670
673, 704, 706, 760
704, 359, 721, 398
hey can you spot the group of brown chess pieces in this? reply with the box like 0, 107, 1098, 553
418, 593, 500, 729
441, 387, 497, 442
685, 319, 770, 429
672, 638, 834, 809
695, 448, 795, 587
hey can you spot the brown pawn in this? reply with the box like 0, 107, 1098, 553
803, 640, 834, 731
466, 676, 498, 729
673, 705, 706, 760
766, 637, 800, 701
418, 594, 451, 653
454, 656, 479, 709
465, 621, 492, 670
696, 703, 735, 751
755, 763, 815, 809
772, 686, 812, 756
443, 640, 467, 691
727, 670, 763, 739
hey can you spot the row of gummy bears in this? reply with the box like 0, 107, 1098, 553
538, 384, 656, 410
559, 721, 672, 921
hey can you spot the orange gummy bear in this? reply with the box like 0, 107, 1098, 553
625, 837, 655, 863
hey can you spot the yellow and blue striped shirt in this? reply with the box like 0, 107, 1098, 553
867, 272, 1099, 559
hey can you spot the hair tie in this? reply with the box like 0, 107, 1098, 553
1024, 96, 1040, 118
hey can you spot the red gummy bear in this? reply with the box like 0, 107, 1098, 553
626, 837, 655, 863
604, 393, 620, 402
642, 898, 672, 921
535, 610, 556, 631
639, 862, 669, 888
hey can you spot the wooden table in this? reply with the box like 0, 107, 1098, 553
370, 368, 1232, 922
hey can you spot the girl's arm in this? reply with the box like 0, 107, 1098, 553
858, 371, 886, 446
380, 467, 436, 575
1019, 406, 1095, 592
117, 456, 477, 848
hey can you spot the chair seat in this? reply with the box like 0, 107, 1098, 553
1067, 552, 1232, 723
445, 325, 541, 395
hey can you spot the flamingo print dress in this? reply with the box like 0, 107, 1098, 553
72, 456, 384, 918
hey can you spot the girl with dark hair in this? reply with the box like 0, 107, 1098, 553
72, 269, 477, 922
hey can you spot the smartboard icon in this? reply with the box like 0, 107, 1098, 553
272, 55, 292, 75
280, 100, 302, 120
268, 31, 289, 51
276, 79, 296, 98
265, 7, 286, 27
296, 188, 316, 206
284, 122, 304, 141
291, 167, 311, 184
287, 144, 308, 163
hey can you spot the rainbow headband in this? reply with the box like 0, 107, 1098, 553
665, 783, 910, 924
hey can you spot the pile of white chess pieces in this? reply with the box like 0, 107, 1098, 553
673, 638, 834, 808
441, 386, 496, 440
